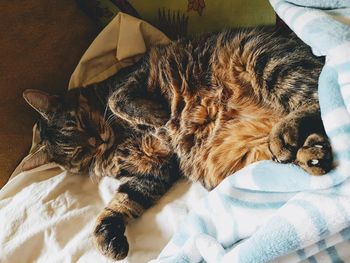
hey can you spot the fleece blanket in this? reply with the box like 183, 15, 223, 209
153, 1, 350, 262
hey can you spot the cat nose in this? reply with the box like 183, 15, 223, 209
88, 137, 97, 147
88, 136, 105, 147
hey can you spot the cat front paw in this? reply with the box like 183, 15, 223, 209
295, 133, 333, 175
269, 118, 301, 163
269, 119, 333, 175
93, 212, 129, 260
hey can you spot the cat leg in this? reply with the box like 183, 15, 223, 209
108, 80, 170, 128
269, 104, 333, 175
93, 160, 179, 260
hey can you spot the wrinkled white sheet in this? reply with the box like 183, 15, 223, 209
0, 164, 207, 262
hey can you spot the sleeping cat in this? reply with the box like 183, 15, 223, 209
22, 27, 333, 260
22, 67, 180, 260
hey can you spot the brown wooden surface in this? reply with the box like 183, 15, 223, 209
0, 1, 99, 187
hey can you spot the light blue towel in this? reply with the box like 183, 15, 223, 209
152, 1, 350, 262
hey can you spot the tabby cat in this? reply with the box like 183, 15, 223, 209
22, 27, 333, 260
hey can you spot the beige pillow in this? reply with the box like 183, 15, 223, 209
69, 13, 171, 88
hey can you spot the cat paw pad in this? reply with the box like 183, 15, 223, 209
93, 213, 129, 260
295, 133, 333, 175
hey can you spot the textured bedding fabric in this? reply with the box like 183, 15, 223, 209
0, 165, 206, 262
153, 1, 350, 262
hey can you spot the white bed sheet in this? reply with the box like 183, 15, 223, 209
0, 164, 207, 263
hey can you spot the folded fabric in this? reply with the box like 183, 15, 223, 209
153, 1, 350, 262
69, 12, 170, 89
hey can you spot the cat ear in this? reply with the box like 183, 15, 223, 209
20, 147, 49, 172
23, 89, 56, 120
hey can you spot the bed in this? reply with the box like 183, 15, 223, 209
2, 1, 350, 262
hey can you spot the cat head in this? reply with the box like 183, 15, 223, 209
21, 89, 115, 174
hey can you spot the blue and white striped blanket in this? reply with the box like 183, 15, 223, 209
153, 1, 350, 262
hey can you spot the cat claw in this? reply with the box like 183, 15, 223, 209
272, 156, 281, 163
310, 159, 319, 165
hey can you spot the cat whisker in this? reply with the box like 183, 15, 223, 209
106, 114, 117, 127
105, 113, 114, 123
106, 118, 112, 126
88, 156, 97, 179
103, 103, 109, 121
